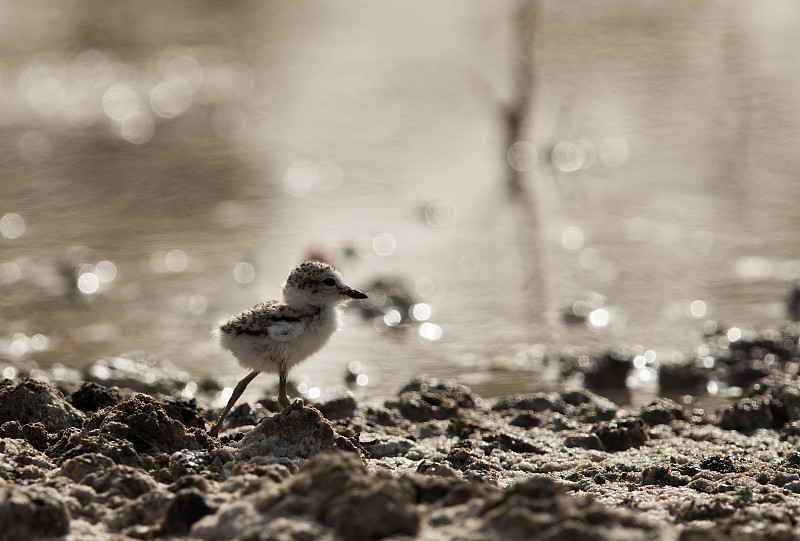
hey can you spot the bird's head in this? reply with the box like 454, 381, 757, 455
283, 260, 367, 307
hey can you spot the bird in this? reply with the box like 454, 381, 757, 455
210, 260, 367, 437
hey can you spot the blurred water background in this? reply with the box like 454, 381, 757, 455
2, 2, 800, 407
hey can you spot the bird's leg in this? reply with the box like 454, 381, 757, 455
278, 364, 291, 410
210, 370, 259, 437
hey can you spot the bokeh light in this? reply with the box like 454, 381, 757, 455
151, 79, 193, 118
176, 293, 207, 314
383, 309, 402, 327
0, 213, 26, 239
115, 111, 155, 144
95, 260, 117, 283
30, 334, 49, 351
280, 159, 343, 194
151, 249, 188, 273
588, 308, 610, 328
726, 327, 742, 342
0, 332, 50, 360
419, 322, 443, 341
735, 257, 772, 279
18, 54, 67, 117
372, 233, 396, 256
0, 262, 21, 284
552, 141, 585, 172
164, 249, 188, 272
347, 361, 368, 382
181, 382, 198, 399
103, 83, 139, 121
9, 333, 31, 357
158, 45, 203, 90
424, 201, 459, 227
688, 300, 707, 319
233, 262, 255, 284
77, 272, 100, 294
10, 43, 256, 146
410, 303, 432, 322
507, 141, 538, 172
560, 226, 584, 251
283, 159, 318, 197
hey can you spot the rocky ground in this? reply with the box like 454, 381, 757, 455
2, 324, 800, 540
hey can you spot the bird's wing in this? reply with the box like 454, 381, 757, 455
220, 301, 307, 340
265, 320, 303, 341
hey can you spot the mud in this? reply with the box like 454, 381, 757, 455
2, 324, 800, 540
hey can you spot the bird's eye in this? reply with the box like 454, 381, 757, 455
322, 278, 336, 286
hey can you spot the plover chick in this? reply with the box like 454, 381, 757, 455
210, 260, 367, 437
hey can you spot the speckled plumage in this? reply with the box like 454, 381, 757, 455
210, 260, 367, 436
220, 300, 310, 338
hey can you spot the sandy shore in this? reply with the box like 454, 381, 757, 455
2, 324, 800, 540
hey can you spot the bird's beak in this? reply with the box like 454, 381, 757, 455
344, 287, 368, 299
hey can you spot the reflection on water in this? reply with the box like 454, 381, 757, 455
2, 2, 800, 407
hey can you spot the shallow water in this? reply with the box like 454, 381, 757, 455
1, 2, 799, 405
